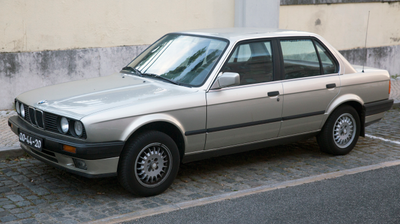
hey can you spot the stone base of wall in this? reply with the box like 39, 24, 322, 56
0, 45, 148, 110
339, 45, 400, 77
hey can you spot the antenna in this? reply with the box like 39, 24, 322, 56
362, 11, 370, 73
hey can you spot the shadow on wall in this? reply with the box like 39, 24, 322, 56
0, 45, 148, 110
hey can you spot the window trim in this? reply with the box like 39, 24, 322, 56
276, 36, 340, 81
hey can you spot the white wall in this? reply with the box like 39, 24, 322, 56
0, 0, 235, 109
0, 0, 235, 53
279, 2, 400, 50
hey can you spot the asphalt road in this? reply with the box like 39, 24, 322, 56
125, 164, 400, 224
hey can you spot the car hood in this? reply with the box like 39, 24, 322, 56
17, 73, 198, 120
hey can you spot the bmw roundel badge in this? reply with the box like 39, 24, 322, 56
37, 100, 48, 105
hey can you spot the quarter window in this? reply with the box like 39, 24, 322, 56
315, 42, 338, 74
222, 41, 274, 85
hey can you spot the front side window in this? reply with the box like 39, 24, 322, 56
222, 41, 274, 85
125, 34, 228, 87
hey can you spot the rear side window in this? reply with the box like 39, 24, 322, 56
222, 41, 274, 85
280, 39, 338, 80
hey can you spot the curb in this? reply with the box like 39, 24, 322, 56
0, 146, 24, 160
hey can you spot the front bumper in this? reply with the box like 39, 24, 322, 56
8, 116, 125, 178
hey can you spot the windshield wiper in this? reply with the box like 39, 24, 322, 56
121, 66, 143, 76
121, 67, 180, 85
141, 73, 180, 85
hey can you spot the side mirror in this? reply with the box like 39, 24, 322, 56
211, 72, 240, 89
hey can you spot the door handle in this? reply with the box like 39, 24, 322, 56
326, 83, 336, 89
268, 91, 280, 97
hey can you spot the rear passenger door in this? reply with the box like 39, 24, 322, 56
278, 38, 340, 137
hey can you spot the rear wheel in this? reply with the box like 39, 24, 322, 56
317, 105, 360, 155
118, 131, 180, 197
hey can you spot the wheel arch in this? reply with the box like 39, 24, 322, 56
324, 94, 365, 137
122, 117, 186, 162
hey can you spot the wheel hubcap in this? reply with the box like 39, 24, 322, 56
333, 113, 356, 148
135, 143, 172, 188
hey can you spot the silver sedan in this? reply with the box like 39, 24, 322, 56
8, 28, 393, 196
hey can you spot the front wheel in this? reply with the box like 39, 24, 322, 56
317, 105, 360, 155
118, 131, 180, 197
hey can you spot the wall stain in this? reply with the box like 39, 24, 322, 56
315, 18, 321, 26
339, 45, 399, 75
0, 53, 21, 78
390, 37, 400, 42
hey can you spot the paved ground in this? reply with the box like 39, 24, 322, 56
0, 79, 398, 223
0, 111, 19, 149
122, 164, 400, 224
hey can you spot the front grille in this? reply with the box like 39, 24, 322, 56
24, 105, 31, 123
29, 108, 35, 125
36, 110, 44, 128
25, 107, 45, 129
19, 104, 86, 139
44, 112, 58, 133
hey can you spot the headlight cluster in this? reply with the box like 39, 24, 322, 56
15, 99, 86, 139
15, 100, 25, 118
58, 117, 85, 137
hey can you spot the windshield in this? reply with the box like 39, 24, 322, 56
125, 34, 228, 87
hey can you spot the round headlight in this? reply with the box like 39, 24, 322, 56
16, 101, 20, 114
74, 121, 83, 137
60, 117, 69, 133
20, 104, 25, 118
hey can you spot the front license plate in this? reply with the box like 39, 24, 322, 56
19, 131, 43, 150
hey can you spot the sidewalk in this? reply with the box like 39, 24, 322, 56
0, 110, 22, 159
1, 78, 400, 159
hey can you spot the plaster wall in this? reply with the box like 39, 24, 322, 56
0, 0, 234, 109
279, 2, 400, 50
0, 0, 234, 53
0, 45, 148, 109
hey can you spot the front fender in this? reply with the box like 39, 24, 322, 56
122, 114, 186, 142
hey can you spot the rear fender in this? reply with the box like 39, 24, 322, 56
322, 94, 365, 136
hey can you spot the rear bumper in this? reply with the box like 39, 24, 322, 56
364, 99, 394, 127
8, 116, 123, 178
364, 99, 394, 116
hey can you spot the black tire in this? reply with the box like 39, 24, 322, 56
317, 105, 360, 155
118, 131, 180, 197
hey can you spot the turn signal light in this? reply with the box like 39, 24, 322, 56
389, 80, 391, 95
63, 145, 76, 154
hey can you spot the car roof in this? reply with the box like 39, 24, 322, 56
175, 27, 317, 42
